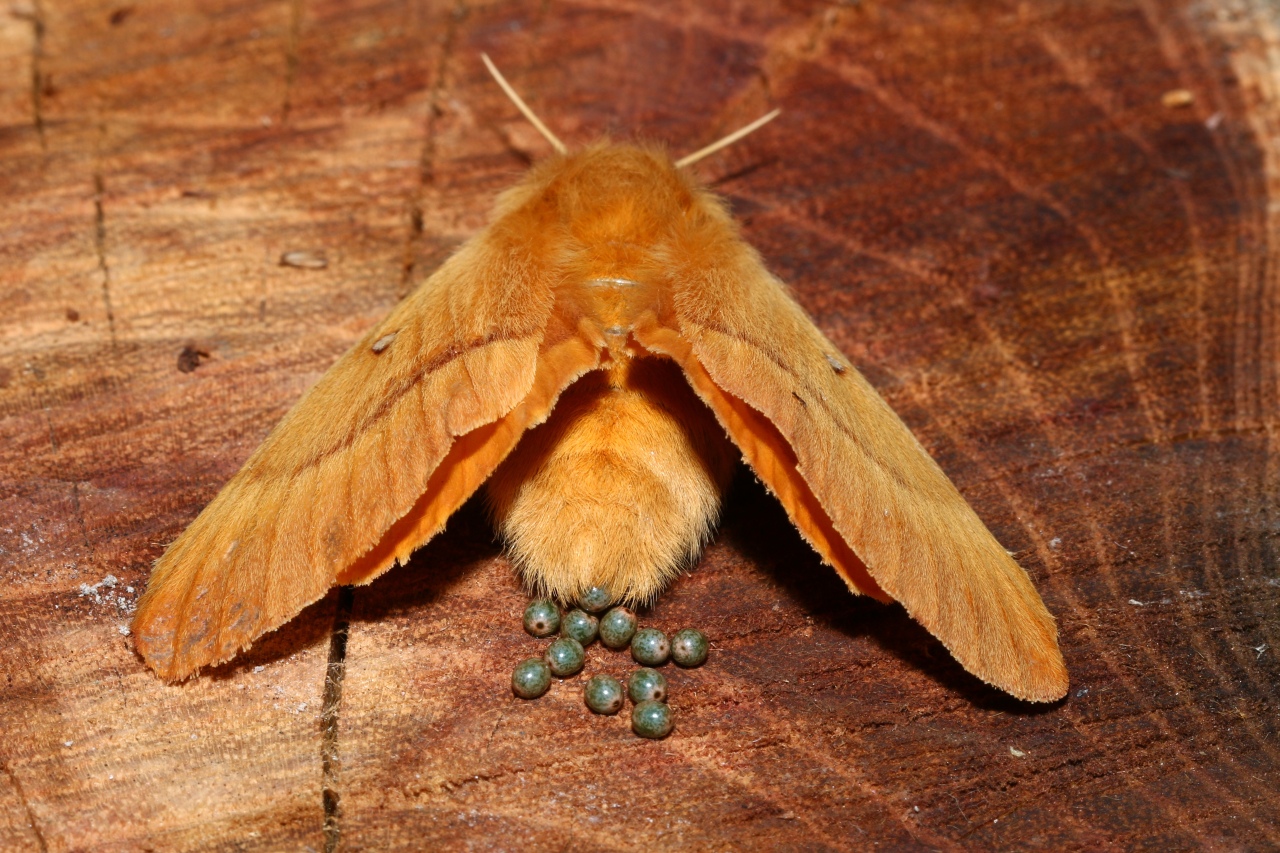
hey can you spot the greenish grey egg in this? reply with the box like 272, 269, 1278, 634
598, 607, 638, 649
544, 636, 585, 677
584, 674, 625, 715
511, 658, 551, 699
522, 600, 560, 638
670, 628, 709, 667
627, 667, 668, 703
560, 609, 599, 646
630, 627, 670, 666
631, 700, 674, 739
577, 585, 613, 613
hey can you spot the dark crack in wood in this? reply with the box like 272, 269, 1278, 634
281, 0, 302, 122
92, 172, 118, 349
18, 0, 47, 149
2, 761, 48, 853
400, 0, 467, 291
321, 586, 353, 853
69, 481, 92, 552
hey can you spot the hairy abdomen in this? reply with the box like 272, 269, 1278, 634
487, 356, 736, 603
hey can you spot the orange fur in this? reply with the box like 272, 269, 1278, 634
488, 357, 735, 604
132, 141, 1068, 702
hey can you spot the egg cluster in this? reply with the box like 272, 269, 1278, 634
510, 586, 709, 739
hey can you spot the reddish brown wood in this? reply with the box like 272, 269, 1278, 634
1, 0, 1277, 849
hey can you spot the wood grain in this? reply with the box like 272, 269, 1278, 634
2, 0, 1277, 849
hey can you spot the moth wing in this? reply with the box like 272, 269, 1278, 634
133, 235, 598, 680
636, 244, 1068, 702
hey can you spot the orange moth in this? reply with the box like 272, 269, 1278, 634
133, 57, 1068, 703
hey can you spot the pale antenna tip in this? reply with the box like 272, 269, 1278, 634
481, 53, 567, 155
675, 108, 781, 169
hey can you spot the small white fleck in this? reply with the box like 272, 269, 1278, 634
1049, 537, 1062, 549
125, 586, 134, 593
280, 250, 327, 269
260, 115, 273, 126
1205, 112, 1223, 130
118, 625, 130, 636
253, 665, 265, 673
913, 805, 919, 812
1009, 747, 1026, 758
64, 741, 73, 747
1128, 599, 1144, 606
825, 353, 847, 373
191, 734, 198, 740
372, 332, 397, 353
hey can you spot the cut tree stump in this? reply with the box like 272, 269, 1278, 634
2, 0, 1278, 850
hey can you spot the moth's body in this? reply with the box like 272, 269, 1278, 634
133, 139, 1069, 703
490, 355, 734, 603
487, 148, 737, 602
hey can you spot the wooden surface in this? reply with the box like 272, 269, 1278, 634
2, 0, 1278, 849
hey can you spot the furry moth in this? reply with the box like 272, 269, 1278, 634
133, 58, 1068, 703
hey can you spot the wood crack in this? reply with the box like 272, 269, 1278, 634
401, 0, 468, 291
68, 481, 91, 553
1, 761, 47, 853
17, 0, 47, 149
281, 0, 303, 122
321, 586, 353, 853
92, 172, 118, 350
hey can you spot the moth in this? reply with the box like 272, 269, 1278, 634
133, 57, 1068, 703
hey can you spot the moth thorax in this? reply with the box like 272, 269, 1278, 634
485, 356, 736, 605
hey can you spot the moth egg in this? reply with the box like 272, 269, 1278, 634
584, 674, 625, 715
631, 700, 674, 739
523, 600, 560, 638
630, 628, 670, 666
545, 637, 585, 677
577, 586, 613, 613
560, 609, 599, 646
670, 628, 709, 667
598, 607, 638, 649
511, 658, 551, 699
627, 667, 668, 704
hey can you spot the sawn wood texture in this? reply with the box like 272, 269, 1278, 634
1, 0, 1277, 849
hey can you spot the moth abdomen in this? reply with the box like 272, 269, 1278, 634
486, 355, 735, 605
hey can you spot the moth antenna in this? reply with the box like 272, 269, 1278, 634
481, 53, 568, 155
675, 109, 781, 169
